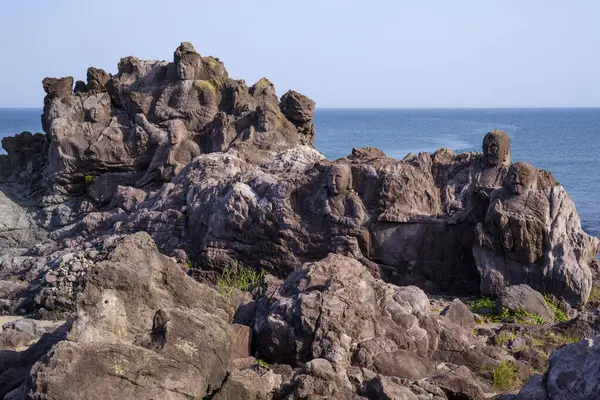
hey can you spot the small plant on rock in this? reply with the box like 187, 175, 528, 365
217, 265, 266, 299
543, 294, 568, 322
492, 360, 521, 390
468, 297, 545, 324
84, 175, 94, 185
257, 359, 270, 368
468, 297, 495, 314
495, 331, 518, 346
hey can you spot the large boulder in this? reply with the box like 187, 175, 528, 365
252, 253, 504, 381
474, 163, 599, 307
515, 336, 600, 399
496, 284, 555, 324
22, 232, 237, 399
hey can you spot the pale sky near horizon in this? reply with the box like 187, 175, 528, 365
1, 0, 599, 108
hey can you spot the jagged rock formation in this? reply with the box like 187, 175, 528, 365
20, 42, 316, 209
512, 335, 600, 400
1, 43, 595, 309
0, 42, 599, 399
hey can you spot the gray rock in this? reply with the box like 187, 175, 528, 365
514, 336, 600, 399
426, 366, 485, 400
213, 367, 281, 400
474, 163, 599, 307
27, 232, 236, 399
496, 284, 555, 323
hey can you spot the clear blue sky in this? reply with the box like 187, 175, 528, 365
1, 0, 599, 108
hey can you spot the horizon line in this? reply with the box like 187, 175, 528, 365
2, 105, 600, 110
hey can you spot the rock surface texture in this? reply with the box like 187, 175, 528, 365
0, 42, 599, 400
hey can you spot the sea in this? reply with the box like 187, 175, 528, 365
1, 107, 600, 237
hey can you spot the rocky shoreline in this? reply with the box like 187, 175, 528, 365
0, 42, 599, 399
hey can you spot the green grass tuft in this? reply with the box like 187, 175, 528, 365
257, 359, 270, 368
492, 360, 521, 390
217, 265, 266, 300
84, 175, 94, 185
589, 286, 600, 303
495, 331, 518, 346
543, 295, 568, 322
467, 297, 545, 324
545, 332, 579, 346
468, 297, 495, 314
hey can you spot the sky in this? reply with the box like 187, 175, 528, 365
1, 0, 599, 108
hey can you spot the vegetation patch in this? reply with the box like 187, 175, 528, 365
217, 265, 266, 299
495, 331, 518, 346
543, 295, 568, 322
467, 297, 545, 325
545, 332, 579, 346
84, 174, 94, 185
257, 359, 270, 368
194, 79, 217, 94
589, 286, 600, 303
492, 360, 521, 390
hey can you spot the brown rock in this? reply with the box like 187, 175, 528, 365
86, 67, 110, 92
496, 285, 555, 324
231, 323, 251, 360
441, 298, 476, 329
0, 329, 29, 350
427, 366, 485, 400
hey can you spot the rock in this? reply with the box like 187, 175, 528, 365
279, 89, 316, 142
440, 298, 476, 329
213, 367, 281, 400
514, 347, 547, 371
496, 284, 555, 324
26, 232, 236, 399
0, 321, 70, 399
286, 358, 362, 399
280, 90, 315, 126
0, 191, 33, 231
253, 253, 503, 384
42, 76, 73, 99
19, 41, 316, 202
372, 350, 434, 380
365, 376, 420, 400
426, 366, 485, 400
2, 318, 63, 341
0, 329, 29, 350
515, 336, 600, 399
86, 67, 110, 92
74, 80, 87, 93
474, 163, 599, 307
109, 185, 147, 212
0, 40, 598, 400
254, 254, 434, 366
231, 323, 251, 360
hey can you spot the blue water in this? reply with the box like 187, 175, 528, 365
1, 107, 599, 237
0, 109, 43, 146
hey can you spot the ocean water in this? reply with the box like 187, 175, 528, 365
0, 108, 43, 144
1, 107, 599, 237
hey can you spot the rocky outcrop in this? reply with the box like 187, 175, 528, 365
252, 254, 504, 385
1, 41, 599, 400
514, 335, 600, 399
441, 298, 476, 329
21, 42, 316, 209
1, 232, 237, 399
474, 163, 599, 306
2, 42, 596, 309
